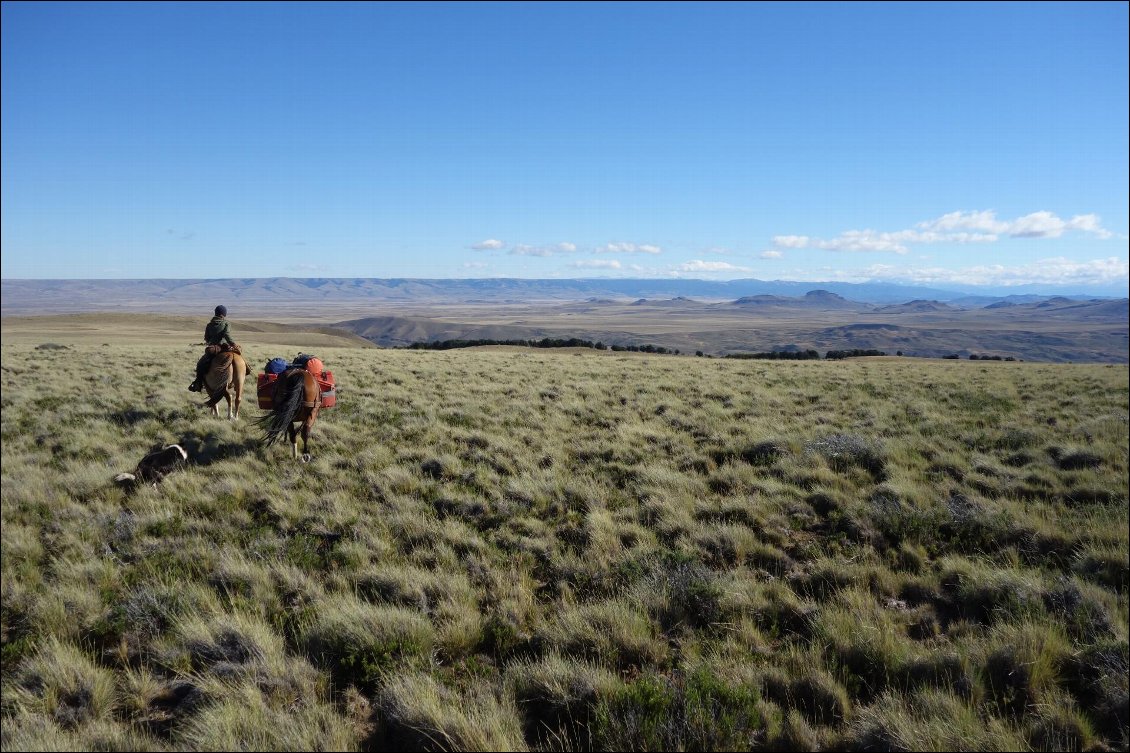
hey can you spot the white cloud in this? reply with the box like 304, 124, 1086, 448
675, 260, 752, 273
917, 210, 1114, 240
596, 242, 663, 254
570, 259, 622, 269
511, 245, 551, 257
799, 229, 998, 254
1008, 211, 1068, 238
917, 210, 1007, 234
470, 239, 505, 250
510, 242, 578, 257
900, 231, 999, 244
759, 250, 784, 259
817, 230, 912, 254
772, 235, 810, 249
862, 256, 1129, 287
776, 210, 1115, 254
1067, 214, 1114, 239
462, 261, 489, 269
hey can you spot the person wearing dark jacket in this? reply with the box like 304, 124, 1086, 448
189, 305, 237, 392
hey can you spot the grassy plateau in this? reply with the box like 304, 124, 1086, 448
1, 333, 1127, 751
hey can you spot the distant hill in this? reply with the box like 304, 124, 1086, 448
952, 293, 1082, 307
1012, 298, 1129, 319
732, 295, 792, 306
337, 315, 555, 349
731, 290, 870, 311
0, 313, 376, 349
630, 297, 701, 307
0, 277, 983, 314
801, 289, 868, 310
876, 300, 959, 314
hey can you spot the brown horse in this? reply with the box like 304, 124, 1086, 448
258, 368, 321, 462
203, 351, 249, 420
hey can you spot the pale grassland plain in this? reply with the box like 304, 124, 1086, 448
1, 337, 1127, 751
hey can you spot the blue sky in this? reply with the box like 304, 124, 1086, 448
2, 1, 1128, 291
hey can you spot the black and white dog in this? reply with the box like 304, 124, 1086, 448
114, 444, 189, 487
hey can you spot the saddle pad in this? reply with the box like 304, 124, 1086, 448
256, 371, 336, 409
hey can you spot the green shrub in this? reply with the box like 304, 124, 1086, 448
593, 669, 769, 752
300, 597, 435, 689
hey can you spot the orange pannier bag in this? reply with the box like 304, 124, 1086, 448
257, 368, 336, 409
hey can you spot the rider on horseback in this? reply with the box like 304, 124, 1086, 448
188, 305, 238, 392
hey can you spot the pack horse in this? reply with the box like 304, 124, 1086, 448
256, 356, 336, 462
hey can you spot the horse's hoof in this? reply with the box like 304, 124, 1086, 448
301, 453, 312, 463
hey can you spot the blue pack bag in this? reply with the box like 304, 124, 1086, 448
265, 357, 289, 375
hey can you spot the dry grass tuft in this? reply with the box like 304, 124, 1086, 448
2, 341, 1127, 750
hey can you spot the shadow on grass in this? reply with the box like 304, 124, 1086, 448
175, 432, 262, 467
110, 408, 157, 427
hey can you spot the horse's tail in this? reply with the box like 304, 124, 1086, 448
202, 353, 234, 408
203, 378, 229, 408
258, 370, 305, 446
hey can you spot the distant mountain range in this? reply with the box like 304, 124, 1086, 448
333, 293, 1128, 363
1, 276, 1124, 315
3, 277, 1125, 362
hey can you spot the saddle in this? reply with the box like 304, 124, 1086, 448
202, 343, 250, 378
205, 343, 242, 356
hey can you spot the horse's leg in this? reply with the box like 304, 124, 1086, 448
223, 366, 235, 420
300, 417, 312, 463
230, 363, 242, 421
289, 423, 299, 461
